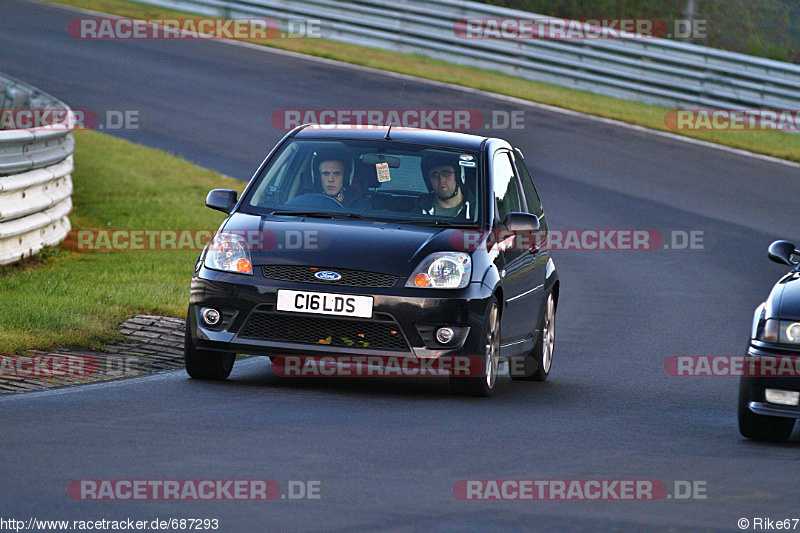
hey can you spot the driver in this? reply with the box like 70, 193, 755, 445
313, 149, 367, 209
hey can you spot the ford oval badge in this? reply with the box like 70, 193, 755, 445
315, 271, 342, 281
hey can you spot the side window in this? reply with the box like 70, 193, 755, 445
512, 151, 542, 216
493, 150, 522, 222
248, 142, 301, 206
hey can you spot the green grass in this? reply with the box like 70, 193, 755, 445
0, 131, 243, 354
45, 0, 800, 162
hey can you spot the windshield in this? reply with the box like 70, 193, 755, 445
241, 139, 482, 226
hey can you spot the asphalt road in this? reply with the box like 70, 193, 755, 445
2, 1, 799, 531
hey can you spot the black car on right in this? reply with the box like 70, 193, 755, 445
738, 240, 800, 442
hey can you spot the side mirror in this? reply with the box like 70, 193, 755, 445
768, 240, 799, 267
205, 189, 238, 214
503, 212, 540, 232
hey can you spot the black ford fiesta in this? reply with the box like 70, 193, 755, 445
738, 240, 800, 440
186, 125, 559, 396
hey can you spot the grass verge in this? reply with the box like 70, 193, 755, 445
43, 0, 800, 162
0, 130, 242, 354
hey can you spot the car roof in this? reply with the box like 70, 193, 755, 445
292, 124, 489, 151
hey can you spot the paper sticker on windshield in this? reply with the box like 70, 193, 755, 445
376, 162, 391, 182
459, 154, 474, 161
459, 160, 476, 167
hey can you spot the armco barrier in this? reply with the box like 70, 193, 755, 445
0, 73, 74, 265
133, 0, 800, 110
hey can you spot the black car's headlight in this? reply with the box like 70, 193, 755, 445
757, 318, 800, 346
204, 232, 253, 275
406, 252, 471, 289
780, 321, 800, 345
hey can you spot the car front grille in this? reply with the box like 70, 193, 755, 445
260, 265, 399, 288
239, 310, 409, 352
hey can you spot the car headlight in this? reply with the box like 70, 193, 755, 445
780, 321, 800, 345
204, 232, 253, 275
407, 252, 471, 289
757, 318, 800, 346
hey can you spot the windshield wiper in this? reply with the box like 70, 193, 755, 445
270, 210, 331, 218
270, 210, 364, 220
407, 219, 474, 228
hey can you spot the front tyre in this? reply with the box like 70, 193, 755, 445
184, 311, 235, 380
510, 291, 555, 382
737, 377, 795, 442
450, 296, 500, 397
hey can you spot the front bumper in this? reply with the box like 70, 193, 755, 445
742, 344, 800, 419
189, 265, 494, 360
747, 401, 800, 419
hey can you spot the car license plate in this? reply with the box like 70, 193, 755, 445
276, 290, 373, 318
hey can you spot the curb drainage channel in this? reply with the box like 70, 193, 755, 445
0, 315, 187, 393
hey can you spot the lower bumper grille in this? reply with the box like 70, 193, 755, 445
239, 311, 409, 352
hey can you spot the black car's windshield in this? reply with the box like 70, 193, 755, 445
241, 139, 482, 225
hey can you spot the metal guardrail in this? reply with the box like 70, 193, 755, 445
136, 0, 800, 110
0, 74, 74, 266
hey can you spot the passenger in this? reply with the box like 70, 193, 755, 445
416, 153, 475, 219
